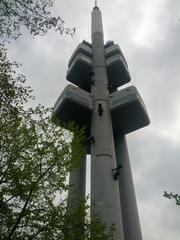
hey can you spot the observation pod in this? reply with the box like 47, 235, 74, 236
53, 84, 92, 135
68, 42, 92, 67
110, 86, 150, 134
66, 53, 92, 92
66, 41, 131, 93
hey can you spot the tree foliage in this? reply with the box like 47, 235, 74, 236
0, 45, 82, 239
62, 200, 115, 240
164, 191, 180, 206
0, 0, 75, 41
0, 45, 114, 239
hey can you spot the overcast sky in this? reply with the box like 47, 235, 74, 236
7, 0, 180, 239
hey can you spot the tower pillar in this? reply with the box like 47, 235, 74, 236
90, 6, 125, 240
114, 134, 143, 240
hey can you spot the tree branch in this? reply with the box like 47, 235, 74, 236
0, 162, 11, 185
1, 0, 22, 17
28, 227, 47, 240
8, 187, 33, 239
15, 0, 54, 23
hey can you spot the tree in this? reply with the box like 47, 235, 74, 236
0, 46, 114, 239
164, 192, 180, 206
0, 0, 75, 41
0, 44, 82, 239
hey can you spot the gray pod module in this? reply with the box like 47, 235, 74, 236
66, 42, 131, 93
110, 86, 150, 134
105, 44, 128, 68
68, 43, 92, 68
53, 84, 92, 135
66, 53, 93, 92
106, 54, 131, 90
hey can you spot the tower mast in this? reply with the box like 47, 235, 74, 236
90, 6, 125, 240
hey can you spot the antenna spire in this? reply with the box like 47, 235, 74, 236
95, 0, 97, 7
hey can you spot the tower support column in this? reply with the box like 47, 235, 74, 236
114, 134, 143, 240
67, 153, 86, 210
